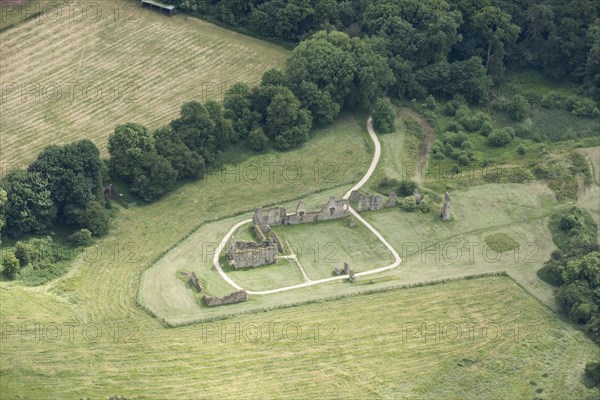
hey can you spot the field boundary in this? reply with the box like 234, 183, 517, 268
163, 272, 510, 327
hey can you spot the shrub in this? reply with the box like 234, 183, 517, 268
423, 95, 437, 110
2, 250, 20, 280
399, 196, 418, 212
378, 177, 400, 191
418, 196, 431, 213
479, 121, 493, 136
77, 201, 110, 236
487, 128, 514, 147
248, 128, 268, 151
585, 362, 600, 386
537, 262, 565, 286
372, 97, 396, 134
441, 101, 457, 116
69, 229, 93, 247
571, 98, 600, 118
517, 145, 526, 155
508, 95, 530, 120
458, 110, 488, 132
541, 92, 564, 109
396, 181, 417, 196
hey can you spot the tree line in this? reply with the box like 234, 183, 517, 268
167, 0, 599, 100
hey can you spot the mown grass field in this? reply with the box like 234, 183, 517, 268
274, 217, 394, 280
2, 276, 599, 399
0, 0, 289, 167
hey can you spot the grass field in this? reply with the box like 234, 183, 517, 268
2, 276, 598, 399
274, 218, 395, 280
362, 182, 563, 308
0, 0, 289, 167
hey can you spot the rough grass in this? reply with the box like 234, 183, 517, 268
0, 0, 289, 167
484, 232, 520, 253
1, 276, 599, 399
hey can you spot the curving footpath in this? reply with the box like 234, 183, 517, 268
213, 117, 402, 295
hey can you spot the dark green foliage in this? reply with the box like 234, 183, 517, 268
2, 170, 57, 237
294, 81, 340, 125
223, 82, 255, 139
541, 206, 600, 342
509, 95, 530, 120
68, 229, 93, 246
170, 102, 217, 162
378, 177, 400, 191
487, 128, 515, 147
154, 127, 205, 181
2, 250, 20, 280
76, 201, 110, 236
130, 153, 178, 202
28, 140, 103, 226
372, 97, 396, 133
14, 236, 68, 268
399, 196, 418, 212
458, 109, 489, 132
396, 181, 417, 197
248, 128, 269, 151
585, 362, 600, 386
265, 88, 312, 150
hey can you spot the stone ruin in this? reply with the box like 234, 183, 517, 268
350, 191, 396, 211
348, 269, 356, 283
253, 197, 350, 226
202, 290, 248, 307
333, 262, 355, 282
228, 197, 350, 269
190, 272, 202, 292
439, 192, 451, 221
228, 239, 278, 269
414, 189, 423, 205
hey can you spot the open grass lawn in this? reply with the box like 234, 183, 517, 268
1, 276, 598, 399
274, 218, 394, 280
0, 0, 289, 167
362, 182, 564, 309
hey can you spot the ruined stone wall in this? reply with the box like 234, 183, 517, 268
351, 191, 396, 211
202, 290, 248, 307
228, 240, 278, 268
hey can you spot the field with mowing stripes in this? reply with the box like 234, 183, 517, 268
0, 0, 288, 166
1, 276, 598, 399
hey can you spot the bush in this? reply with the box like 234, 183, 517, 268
14, 236, 67, 269
570, 302, 597, 323
418, 196, 431, 213
479, 121, 493, 136
423, 95, 437, 110
537, 262, 565, 286
372, 97, 396, 134
517, 145, 526, 155
378, 177, 400, 191
571, 98, 600, 118
509, 95, 530, 120
487, 128, 514, 147
458, 110, 488, 132
441, 102, 457, 116
248, 128, 268, 151
77, 201, 110, 236
69, 229, 93, 247
2, 250, 20, 280
585, 362, 600, 386
399, 196, 418, 212
396, 181, 417, 196
541, 92, 564, 109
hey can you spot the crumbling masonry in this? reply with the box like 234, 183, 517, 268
228, 197, 350, 269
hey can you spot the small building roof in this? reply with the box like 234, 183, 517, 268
141, 0, 176, 10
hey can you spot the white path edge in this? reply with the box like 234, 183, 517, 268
212, 117, 402, 295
